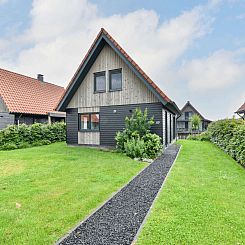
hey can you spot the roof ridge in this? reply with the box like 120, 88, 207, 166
60, 28, 172, 107
181, 101, 210, 121
100, 28, 172, 102
0, 67, 64, 89
57, 28, 181, 114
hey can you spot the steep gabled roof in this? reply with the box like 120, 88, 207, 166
57, 28, 180, 115
235, 102, 245, 113
0, 68, 65, 115
180, 101, 211, 121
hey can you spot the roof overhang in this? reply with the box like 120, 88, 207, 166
235, 110, 245, 119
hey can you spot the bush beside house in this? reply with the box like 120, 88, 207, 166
187, 119, 245, 166
0, 122, 66, 150
115, 108, 162, 159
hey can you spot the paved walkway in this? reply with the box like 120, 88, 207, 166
57, 144, 180, 245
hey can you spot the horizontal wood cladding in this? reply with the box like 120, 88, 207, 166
67, 44, 159, 109
100, 103, 163, 146
78, 132, 100, 145
66, 108, 78, 144
0, 112, 14, 130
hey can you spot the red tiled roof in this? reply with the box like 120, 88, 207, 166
0, 68, 65, 115
236, 102, 245, 113
59, 28, 172, 108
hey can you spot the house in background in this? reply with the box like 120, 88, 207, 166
177, 101, 211, 139
0, 68, 66, 130
57, 28, 180, 147
235, 102, 245, 119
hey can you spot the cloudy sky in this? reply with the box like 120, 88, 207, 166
0, 0, 244, 120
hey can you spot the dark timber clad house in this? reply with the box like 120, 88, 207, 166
0, 68, 66, 130
177, 101, 211, 138
57, 28, 180, 147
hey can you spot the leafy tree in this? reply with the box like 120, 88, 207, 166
190, 114, 201, 131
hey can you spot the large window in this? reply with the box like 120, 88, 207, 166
94, 71, 106, 93
79, 113, 100, 131
109, 68, 122, 91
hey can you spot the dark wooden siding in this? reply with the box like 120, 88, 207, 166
14, 114, 48, 125
100, 103, 163, 146
0, 112, 14, 130
66, 108, 78, 144
165, 110, 168, 146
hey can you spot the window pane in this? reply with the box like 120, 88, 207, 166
91, 113, 99, 130
95, 72, 106, 92
80, 114, 90, 130
110, 69, 122, 91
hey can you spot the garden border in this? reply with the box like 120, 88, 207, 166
55, 157, 150, 244
132, 144, 182, 244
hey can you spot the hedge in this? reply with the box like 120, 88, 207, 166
207, 119, 245, 166
0, 122, 66, 150
187, 119, 245, 166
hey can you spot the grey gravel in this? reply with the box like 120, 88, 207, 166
57, 144, 180, 245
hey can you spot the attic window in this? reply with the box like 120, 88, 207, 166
94, 71, 106, 93
109, 69, 122, 91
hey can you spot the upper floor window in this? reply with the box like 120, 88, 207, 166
185, 111, 192, 120
109, 69, 122, 91
94, 71, 106, 93
79, 113, 100, 131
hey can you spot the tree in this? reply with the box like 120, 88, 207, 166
190, 114, 201, 131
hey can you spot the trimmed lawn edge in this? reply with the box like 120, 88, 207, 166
55, 158, 149, 244
135, 140, 245, 244
132, 144, 182, 244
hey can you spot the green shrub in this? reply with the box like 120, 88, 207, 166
0, 122, 66, 151
17, 142, 31, 149
0, 143, 18, 150
187, 131, 210, 141
124, 138, 146, 159
32, 140, 51, 147
207, 119, 245, 166
115, 108, 163, 159
142, 133, 162, 159
186, 134, 199, 140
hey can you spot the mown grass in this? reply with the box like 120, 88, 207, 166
0, 142, 146, 244
137, 140, 245, 245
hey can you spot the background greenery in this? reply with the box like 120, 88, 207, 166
0, 122, 66, 150
188, 119, 245, 166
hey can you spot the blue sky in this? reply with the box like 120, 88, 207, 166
0, 0, 244, 119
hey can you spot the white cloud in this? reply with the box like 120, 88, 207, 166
0, 0, 212, 87
237, 13, 245, 20
180, 50, 245, 90
0, 0, 8, 5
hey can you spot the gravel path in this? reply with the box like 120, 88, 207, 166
56, 144, 180, 245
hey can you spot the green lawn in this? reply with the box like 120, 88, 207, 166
137, 140, 245, 245
0, 143, 146, 245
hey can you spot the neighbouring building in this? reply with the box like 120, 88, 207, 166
57, 28, 180, 147
0, 68, 66, 130
177, 101, 211, 139
235, 102, 245, 119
